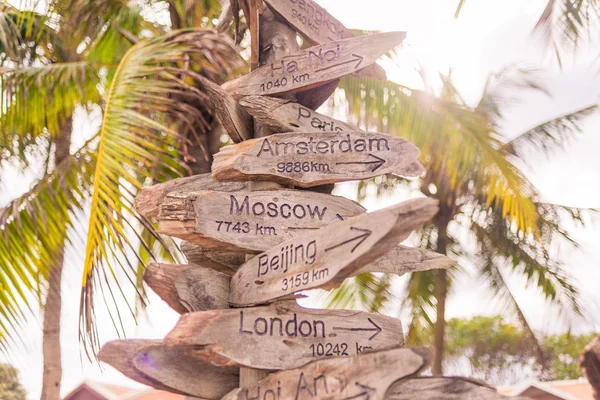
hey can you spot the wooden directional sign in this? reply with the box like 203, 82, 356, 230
262, 0, 390, 81
386, 377, 522, 400
165, 301, 404, 370
135, 173, 247, 219
231, 32, 405, 97
212, 131, 424, 187
229, 198, 438, 306
264, 0, 354, 45
240, 95, 357, 133
239, 96, 425, 177
156, 189, 365, 253
223, 347, 428, 400
354, 244, 456, 276
99, 340, 239, 399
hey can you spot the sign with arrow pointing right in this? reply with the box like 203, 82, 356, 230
222, 347, 429, 400
229, 198, 438, 306
229, 31, 405, 97
212, 131, 424, 187
166, 300, 405, 370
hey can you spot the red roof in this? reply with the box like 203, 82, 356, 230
63, 381, 186, 400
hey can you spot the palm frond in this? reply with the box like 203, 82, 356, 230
0, 137, 96, 352
0, 62, 101, 163
502, 105, 598, 159
477, 66, 550, 123
454, 0, 467, 18
320, 273, 393, 312
80, 29, 241, 354
532, 0, 600, 63
339, 76, 540, 234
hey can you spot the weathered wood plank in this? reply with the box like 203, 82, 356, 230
98, 340, 186, 394
262, 0, 389, 81
176, 265, 230, 312
156, 189, 365, 253
212, 131, 424, 187
133, 344, 239, 400
223, 347, 429, 400
166, 300, 404, 370
197, 75, 253, 143
181, 241, 246, 274
355, 244, 456, 276
240, 95, 357, 133
580, 335, 600, 400
229, 198, 438, 306
239, 96, 424, 177
144, 263, 189, 314
231, 32, 405, 97
99, 340, 239, 399
147, 246, 451, 315
386, 377, 526, 399
135, 173, 247, 219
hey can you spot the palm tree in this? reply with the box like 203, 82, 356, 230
0, 1, 241, 398
324, 68, 597, 374
455, 0, 599, 66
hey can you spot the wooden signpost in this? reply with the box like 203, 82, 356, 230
229, 198, 438, 306
98, 1, 512, 398
231, 32, 405, 97
212, 131, 424, 187
155, 189, 365, 252
222, 347, 429, 400
165, 300, 404, 370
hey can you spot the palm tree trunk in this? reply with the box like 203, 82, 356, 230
432, 220, 449, 376
41, 118, 72, 400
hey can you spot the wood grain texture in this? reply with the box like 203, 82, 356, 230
240, 95, 357, 133
212, 131, 424, 188
181, 241, 246, 273
133, 344, 239, 399
355, 244, 456, 276
223, 347, 429, 400
135, 173, 247, 219
197, 75, 253, 143
239, 96, 424, 176
99, 340, 239, 399
166, 300, 404, 370
156, 189, 365, 253
229, 198, 438, 306
263, 0, 388, 81
231, 32, 405, 97
580, 335, 600, 400
386, 377, 526, 399
144, 263, 189, 314
98, 340, 185, 394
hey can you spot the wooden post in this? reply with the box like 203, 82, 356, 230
240, 2, 300, 385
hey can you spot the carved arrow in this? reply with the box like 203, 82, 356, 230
220, 347, 430, 400
325, 227, 372, 253
343, 382, 377, 400
336, 153, 386, 172
333, 318, 382, 340
315, 53, 364, 72
229, 198, 438, 307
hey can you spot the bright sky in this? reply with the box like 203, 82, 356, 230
2, 0, 600, 398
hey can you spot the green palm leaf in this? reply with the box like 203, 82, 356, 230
0, 138, 96, 352
80, 28, 241, 353
0, 62, 101, 163
503, 105, 598, 159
